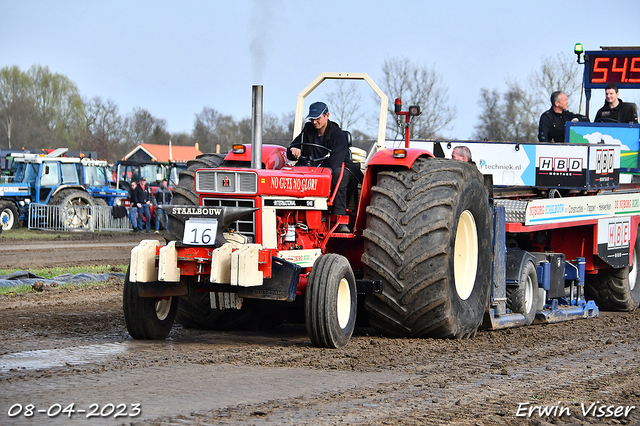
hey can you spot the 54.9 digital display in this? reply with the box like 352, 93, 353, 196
586, 51, 640, 88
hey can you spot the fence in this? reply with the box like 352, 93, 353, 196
28, 203, 132, 232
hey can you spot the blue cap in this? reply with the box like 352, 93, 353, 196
306, 101, 328, 120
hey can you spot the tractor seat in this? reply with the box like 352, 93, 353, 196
343, 130, 367, 170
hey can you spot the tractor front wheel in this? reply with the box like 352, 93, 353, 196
0, 200, 19, 230
305, 254, 357, 348
123, 267, 178, 340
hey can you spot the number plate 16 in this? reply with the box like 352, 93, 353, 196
183, 218, 218, 245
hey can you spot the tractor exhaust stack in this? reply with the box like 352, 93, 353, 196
251, 85, 263, 169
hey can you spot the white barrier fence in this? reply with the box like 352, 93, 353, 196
28, 203, 132, 232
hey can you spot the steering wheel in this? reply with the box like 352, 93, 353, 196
595, 117, 620, 123
289, 141, 332, 166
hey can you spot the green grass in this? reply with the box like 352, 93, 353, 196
0, 280, 121, 295
0, 264, 128, 278
0, 228, 77, 239
0, 228, 130, 294
0, 264, 128, 295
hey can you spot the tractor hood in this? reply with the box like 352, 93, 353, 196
0, 184, 30, 197
194, 166, 333, 198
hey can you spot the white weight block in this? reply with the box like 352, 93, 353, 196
210, 243, 234, 284
130, 239, 159, 283
158, 241, 181, 282
231, 244, 263, 287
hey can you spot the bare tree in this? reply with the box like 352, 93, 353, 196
193, 107, 236, 153
0, 65, 84, 149
0, 66, 30, 148
170, 132, 193, 147
475, 52, 582, 142
474, 89, 504, 141
380, 57, 456, 140
503, 79, 539, 142
77, 96, 125, 161
529, 52, 583, 112
474, 82, 539, 143
262, 112, 294, 145
124, 107, 168, 146
28, 64, 84, 142
326, 81, 366, 132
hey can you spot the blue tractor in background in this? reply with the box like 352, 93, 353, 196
0, 148, 128, 230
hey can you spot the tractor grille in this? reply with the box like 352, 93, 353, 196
202, 197, 255, 242
196, 170, 257, 194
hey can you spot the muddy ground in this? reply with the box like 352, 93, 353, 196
0, 233, 639, 425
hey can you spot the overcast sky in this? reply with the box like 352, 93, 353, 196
2, 0, 639, 140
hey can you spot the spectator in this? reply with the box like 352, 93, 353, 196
135, 177, 152, 233
153, 179, 172, 234
128, 181, 139, 232
452, 146, 474, 164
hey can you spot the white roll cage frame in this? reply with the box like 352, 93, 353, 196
293, 73, 389, 156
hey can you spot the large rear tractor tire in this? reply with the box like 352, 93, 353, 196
123, 267, 178, 340
506, 260, 540, 325
585, 228, 640, 311
50, 189, 95, 229
0, 200, 20, 230
363, 157, 492, 339
305, 254, 357, 348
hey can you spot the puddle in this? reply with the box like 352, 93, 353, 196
0, 342, 127, 372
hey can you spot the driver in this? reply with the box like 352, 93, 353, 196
595, 84, 638, 124
287, 101, 352, 233
538, 91, 589, 142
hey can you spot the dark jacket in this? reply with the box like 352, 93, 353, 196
595, 99, 639, 124
154, 186, 172, 205
129, 186, 140, 205
287, 120, 352, 171
135, 183, 151, 205
538, 108, 589, 142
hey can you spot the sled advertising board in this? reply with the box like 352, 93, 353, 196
596, 216, 631, 268
566, 122, 640, 174
404, 140, 620, 189
524, 193, 640, 226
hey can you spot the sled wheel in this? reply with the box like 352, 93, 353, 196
123, 267, 178, 340
506, 261, 540, 325
305, 254, 357, 348
585, 227, 640, 311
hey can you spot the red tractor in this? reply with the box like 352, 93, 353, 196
123, 74, 492, 347
126, 66, 640, 348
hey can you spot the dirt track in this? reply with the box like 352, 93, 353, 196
1, 233, 640, 425
0, 232, 162, 269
